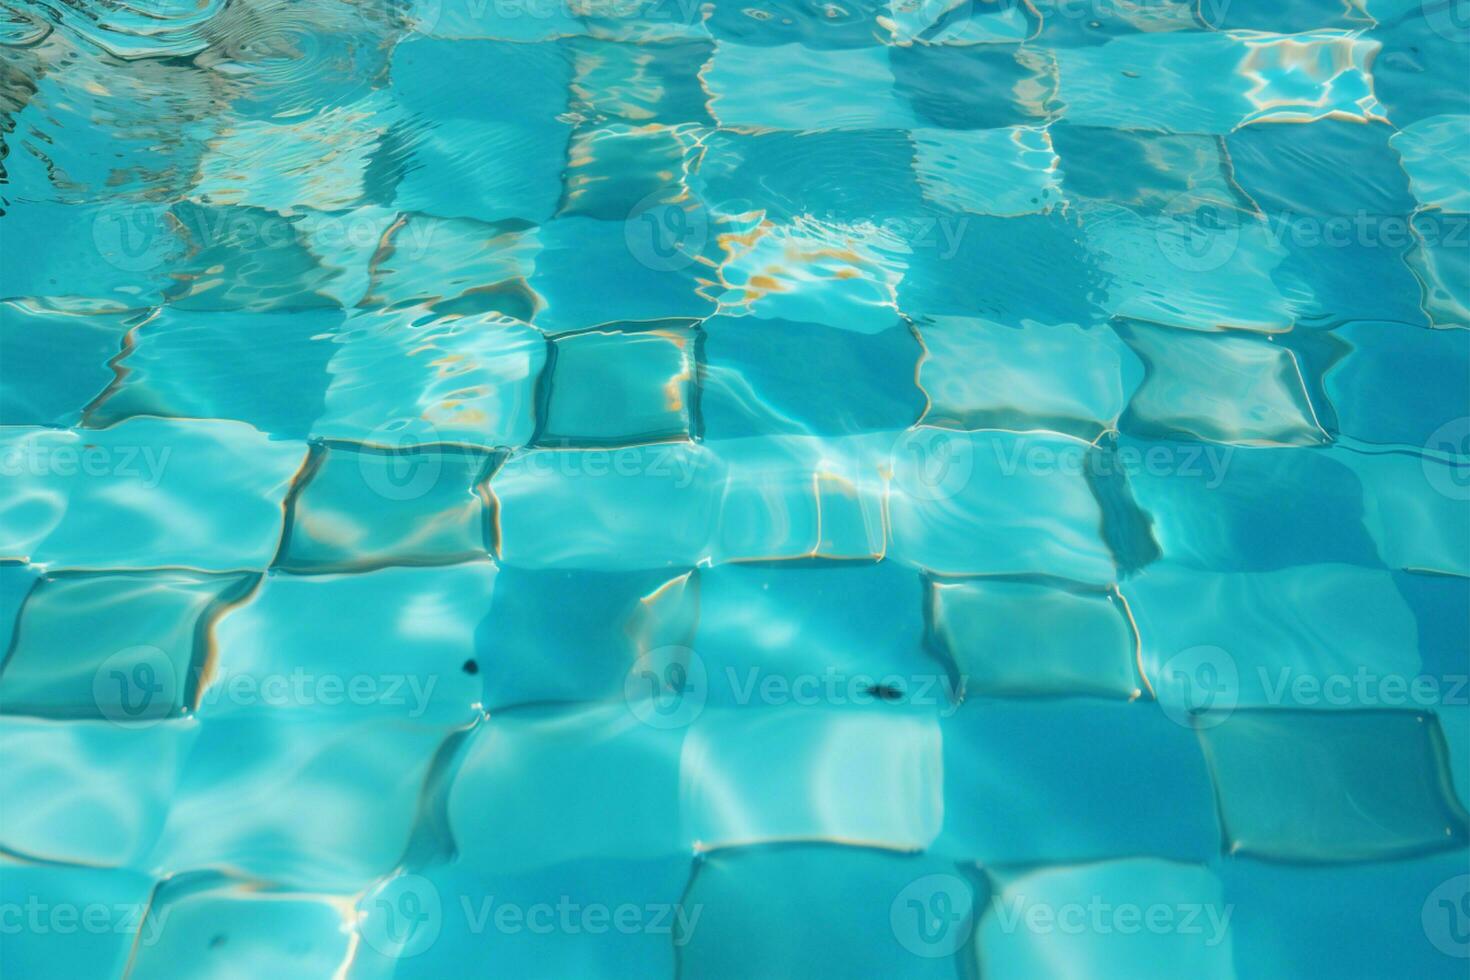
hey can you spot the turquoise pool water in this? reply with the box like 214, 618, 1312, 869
2, 0, 1469, 976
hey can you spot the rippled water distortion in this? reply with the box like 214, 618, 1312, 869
1, 0, 1469, 976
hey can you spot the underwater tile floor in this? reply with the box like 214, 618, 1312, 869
1, 0, 1469, 976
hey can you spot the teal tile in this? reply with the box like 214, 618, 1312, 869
0, 569, 256, 722
1199, 709, 1469, 862
449, 703, 686, 871
931, 577, 1141, 700
0, 859, 155, 978
479, 566, 696, 709
89, 309, 341, 438
538, 327, 694, 446
129, 874, 352, 980
978, 859, 1235, 980
204, 562, 496, 724
0, 420, 306, 571
679, 845, 981, 978
278, 443, 494, 572
706, 43, 919, 130
936, 701, 1219, 863
918, 316, 1136, 441
153, 714, 450, 891
0, 717, 194, 867
0, 303, 130, 426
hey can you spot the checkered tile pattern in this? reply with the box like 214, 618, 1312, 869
1, 0, 1467, 975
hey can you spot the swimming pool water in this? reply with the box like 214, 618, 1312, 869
1, 0, 1468, 976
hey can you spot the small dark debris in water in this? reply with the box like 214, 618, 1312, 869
867, 684, 904, 702
462, 659, 479, 675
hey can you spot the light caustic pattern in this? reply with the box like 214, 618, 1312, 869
1, 0, 1469, 977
